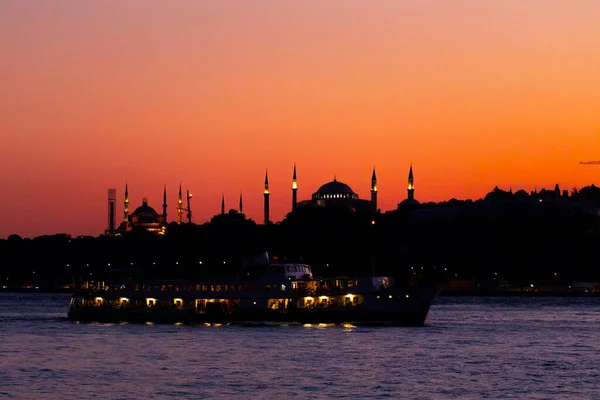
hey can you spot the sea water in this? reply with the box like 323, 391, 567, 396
1, 294, 599, 399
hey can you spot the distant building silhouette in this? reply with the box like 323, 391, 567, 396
162, 185, 167, 222
285, 164, 424, 215
177, 183, 183, 224
398, 164, 420, 208
292, 163, 298, 212
113, 164, 421, 232
371, 167, 378, 212
117, 195, 166, 235
123, 182, 130, 228
106, 188, 117, 235
264, 169, 270, 224
175, 183, 193, 224
292, 168, 376, 213
116, 183, 174, 234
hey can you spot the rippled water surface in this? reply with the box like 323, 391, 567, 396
1, 294, 599, 399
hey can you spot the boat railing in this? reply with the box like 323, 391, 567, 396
72, 280, 294, 296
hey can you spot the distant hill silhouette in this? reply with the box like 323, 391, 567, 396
1, 185, 599, 291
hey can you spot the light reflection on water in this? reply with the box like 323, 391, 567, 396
1, 293, 599, 399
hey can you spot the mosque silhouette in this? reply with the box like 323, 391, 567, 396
113, 165, 417, 234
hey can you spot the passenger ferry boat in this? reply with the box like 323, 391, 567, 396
68, 255, 438, 326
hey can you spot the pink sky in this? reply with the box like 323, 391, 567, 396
1, 1, 599, 238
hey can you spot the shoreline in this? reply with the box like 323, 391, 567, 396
1, 289, 599, 297
438, 291, 600, 297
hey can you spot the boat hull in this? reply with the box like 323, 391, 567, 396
67, 308, 431, 326
67, 284, 438, 326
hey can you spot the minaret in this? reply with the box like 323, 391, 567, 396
177, 182, 183, 224
292, 163, 298, 211
162, 185, 167, 222
371, 167, 378, 211
221, 194, 225, 215
239, 192, 243, 214
124, 182, 129, 225
264, 169, 270, 224
407, 164, 415, 201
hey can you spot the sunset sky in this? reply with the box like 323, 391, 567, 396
1, 1, 599, 238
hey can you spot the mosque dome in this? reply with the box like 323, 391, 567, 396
312, 178, 359, 201
131, 199, 160, 223
116, 189, 166, 235
132, 203, 158, 216
398, 198, 420, 207
316, 179, 355, 194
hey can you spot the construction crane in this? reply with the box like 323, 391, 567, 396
185, 190, 192, 223
580, 161, 600, 164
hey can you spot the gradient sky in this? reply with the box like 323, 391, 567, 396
1, 1, 599, 238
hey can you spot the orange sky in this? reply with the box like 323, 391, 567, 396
1, 1, 599, 238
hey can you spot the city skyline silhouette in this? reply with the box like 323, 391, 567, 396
1, 1, 599, 237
